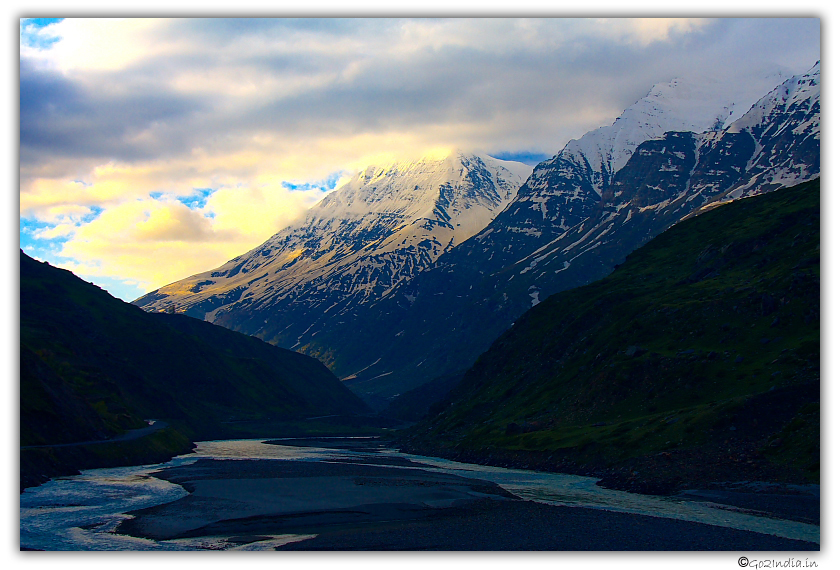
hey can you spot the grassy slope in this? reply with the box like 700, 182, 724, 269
399, 179, 819, 492
20, 250, 369, 449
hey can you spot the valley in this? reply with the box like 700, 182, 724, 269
20, 56, 821, 552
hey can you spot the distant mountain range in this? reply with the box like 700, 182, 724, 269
134, 61, 820, 411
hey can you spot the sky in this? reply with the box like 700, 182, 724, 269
7, 8, 836, 570
18, 16, 821, 302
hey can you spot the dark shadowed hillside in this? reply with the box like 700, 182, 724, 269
399, 179, 819, 493
21, 251, 370, 487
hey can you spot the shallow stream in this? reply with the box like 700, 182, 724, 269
19, 438, 819, 550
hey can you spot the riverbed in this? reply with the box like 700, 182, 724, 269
19, 438, 819, 551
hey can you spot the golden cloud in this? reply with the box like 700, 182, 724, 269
594, 18, 711, 47
32, 182, 328, 294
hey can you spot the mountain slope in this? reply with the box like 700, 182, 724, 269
134, 151, 530, 358
21, 250, 368, 449
131, 63, 819, 410
394, 69, 792, 282
399, 178, 820, 492
314, 62, 820, 403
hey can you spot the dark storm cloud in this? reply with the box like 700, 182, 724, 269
19, 18, 821, 176
20, 58, 208, 166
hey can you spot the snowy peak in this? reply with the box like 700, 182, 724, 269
338, 63, 821, 401
135, 150, 531, 326
309, 151, 529, 243
727, 60, 820, 135
510, 61, 821, 283
554, 69, 791, 195
433, 68, 805, 278
704, 61, 821, 199
492, 65, 809, 257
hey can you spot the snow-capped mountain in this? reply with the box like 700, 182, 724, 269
517, 59, 820, 293
307, 62, 820, 404
136, 62, 820, 410
696, 60, 820, 201
561, 68, 789, 194
135, 151, 531, 351
461, 68, 793, 274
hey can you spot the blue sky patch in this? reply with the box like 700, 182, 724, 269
489, 151, 552, 166
26, 18, 64, 28
20, 219, 66, 259
84, 275, 147, 302
20, 205, 104, 262
177, 187, 215, 209
82, 205, 104, 223
20, 217, 53, 235
20, 239, 147, 302
282, 171, 346, 193
20, 18, 63, 49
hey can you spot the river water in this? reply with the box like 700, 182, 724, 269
19, 438, 819, 550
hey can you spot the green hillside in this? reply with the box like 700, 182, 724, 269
21, 251, 370, 487
400, 179, 819, 493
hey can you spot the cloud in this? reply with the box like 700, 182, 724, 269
25, 185, 328, 295
15, 19, 715, 177
22, 18, 183, 73
593, 18, 711, 47
18, 17, 821, 298
200, 183, 325, 243
131, 201, 221, 242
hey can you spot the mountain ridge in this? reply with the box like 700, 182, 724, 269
311, 61, 821, 403
135, 150, 530, 356
21, 250, 369, 447
133, 62, 820, 410
398, 178, 820, 494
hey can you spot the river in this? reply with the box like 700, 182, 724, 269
19, 438, 819, 551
